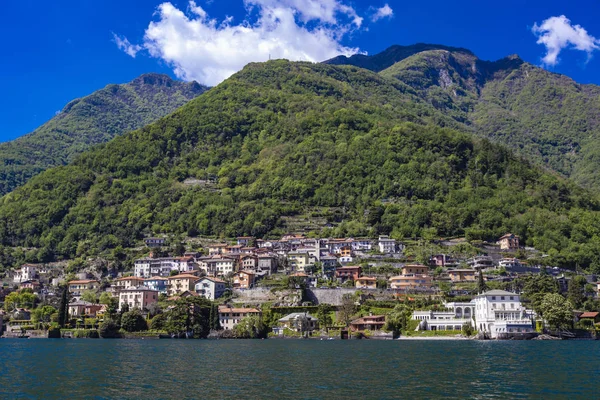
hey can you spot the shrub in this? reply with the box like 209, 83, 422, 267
47, 326, 61, 338
149, 313, 168, 331
121, 309, 148, 332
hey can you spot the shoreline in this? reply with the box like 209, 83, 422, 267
398, 336, 470, 340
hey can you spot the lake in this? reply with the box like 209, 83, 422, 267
1, 339, 598, 399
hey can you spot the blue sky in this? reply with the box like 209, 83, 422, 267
2, 0, 600, 142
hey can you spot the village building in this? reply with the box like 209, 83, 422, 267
207, 243, 228, 256
167, 274, 199, 296
287, 251, 313, 272
498, 258, 521, 270
350, 315, 386, 332
68, 280, 100, 296
467, 256, 494, 270
195, 277, 226, 300
240, 254, 258, 270
19, 280, 41, 292
257, 254, 278, 275
144, 237, 165, 248
448, 269, 476, 283
430, 254, 457, 267
68, 300, 103, 317
218, 306, 260, 330
236, 236, 255, 247
118, 287, 159, 311
13, 264, 38, 283
233, 270, 256, 289
355, 276, 377, 289
143, 276, 168, 294
350, 238, 372, 252
498, 233, 520, 250
389, 265, 432, 289
378, 236, 397, 253
114, 276, 145, 291
335, 266, 361, 282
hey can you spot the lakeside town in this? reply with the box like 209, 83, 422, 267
1, 233, 599, 340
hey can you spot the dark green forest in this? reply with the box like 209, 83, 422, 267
0, 73, 207, 195
1, 61, 600, 271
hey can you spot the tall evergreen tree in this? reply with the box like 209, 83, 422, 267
477, 269, 488, 294
57, 286, 69, 328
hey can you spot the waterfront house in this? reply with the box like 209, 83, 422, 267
278, 312, 319, 333
218, 306, 261, 330
118, 287, 159, 311
68, 300, 103, 317
335, 266, 361, 283
233, 270, 256, 289
578, 312, 600, 324
447, 269, 476, 283
355, 276, 377, 289
412, 302, 475, 331
167, 274, 199, 296
195, 277, 226, 300
350, 315, 386, 332
473, 290, 535, 338
498, 234, 520, 250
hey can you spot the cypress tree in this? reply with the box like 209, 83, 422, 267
477, 269, 488, 294
57, 286, 69, 328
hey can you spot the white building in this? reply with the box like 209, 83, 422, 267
412, 302, 475, 331
351, 238, 373, 252
13, 265, 38, 283
195, 277, 226, 300
378, 236, 397, 253
134, 257, 196, 278
474, 290, 535, 338
498, 258, 521, 270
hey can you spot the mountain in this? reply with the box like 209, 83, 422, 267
1, 60, 600, 272
330, 45, 600, 189
0, 73, 208, 195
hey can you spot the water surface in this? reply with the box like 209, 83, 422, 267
1, 339, 598, 399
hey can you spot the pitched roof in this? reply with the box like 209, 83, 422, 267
357, 276, 377, 281
198, 276, 226, 283
68, 279, 99, 284
480, 290, 518, 296
115, 276, 144, 281
218, 306, 260, 313
167, 274, 199, 280
278, 312, 318, 321
580, 312, 599, 318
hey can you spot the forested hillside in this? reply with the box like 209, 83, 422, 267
1, 61, 600, 271
332, 44, 600, 190
0, 73, 208, 195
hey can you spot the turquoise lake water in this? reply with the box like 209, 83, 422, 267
1, 339, 599, 399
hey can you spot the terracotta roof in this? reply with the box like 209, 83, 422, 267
144, 277, 168, 281
580, 312, 599, 318
115, 276, 144, 281
350, 315, 386, 325
290, 272, 308, 277
168, 274, 200, 280
199, 276, 226, 283
357, 276, 377, 281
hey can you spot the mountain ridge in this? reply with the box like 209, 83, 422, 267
0, 73, 208, 195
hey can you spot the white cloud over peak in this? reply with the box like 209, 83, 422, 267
532, 15, 599, 67
112, 33, 142, 58
114, 0, 370, 86
371, 4, 393, 22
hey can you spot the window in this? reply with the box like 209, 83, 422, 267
510, 296, 514, 300
491, 296, 496, 300
501, 296, 505, 300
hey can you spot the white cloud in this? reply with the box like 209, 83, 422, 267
532, 15, 599, 66
371, 4, 393, 22
112, 33, 143, 58
114, 0, 367, 86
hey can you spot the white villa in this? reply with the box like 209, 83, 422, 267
412, 302, 475, 331
195, 277, 226, 300
474, 290, 535, 338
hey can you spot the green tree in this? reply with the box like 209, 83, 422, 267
81, 290, 99, 304
32, 305, 56, 324
99, 319, 120, 338
383, 304, 412, 336
316, 304, 333, 327
233, 315, 266, 338
539, 293, 573, 331
567, 276, 587, 309
521, 274, 559, 314
121, 309, 148, 332
149, 313, 168, 331
338, 294, 356, 327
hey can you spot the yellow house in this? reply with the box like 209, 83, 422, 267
401, 264, 429, 275
448, 269, 476, 282
68, 280, 100, 294
167, 274, 199, 296
287, 252, 311, 272
389, 275, 432, 289
355, 276, 377, 289
114, 276, 145, 291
